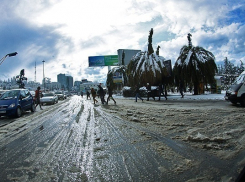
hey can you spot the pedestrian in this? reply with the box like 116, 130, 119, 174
35, 86, 43, 110
86, 90, 91, 100
158, 83, 167, 100
106, 86, 116, 104
97, 84, 106, 104
146, 83, 155, 101
81, 91, 83, 98
91, 88, 98, 104
135, 85, 143, 102
179, 80, 184, 98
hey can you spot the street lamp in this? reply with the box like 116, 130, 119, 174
0, 52, 18, 66
42, 60, 45, 92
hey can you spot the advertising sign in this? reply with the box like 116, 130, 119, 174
88, 55, 119, 67
113, 72, 122, 83
163, 60, 172, 77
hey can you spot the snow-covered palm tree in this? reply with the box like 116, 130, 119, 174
106, 66, 127, 88
127, 51, 167, 86
174, 33, 217, 95
126, 28, 168, 87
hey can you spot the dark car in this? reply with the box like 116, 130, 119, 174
0, 89, 35, 117
0, 90, 10, 97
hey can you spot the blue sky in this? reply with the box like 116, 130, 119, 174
0, 0, 244, 83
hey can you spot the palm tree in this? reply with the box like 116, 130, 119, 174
106, 66, 127, 89
174, 33, 217, 95
127, 51, 167, 86
126, 28, 168, 87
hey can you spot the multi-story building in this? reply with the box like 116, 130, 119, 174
57, 74, 73, 91
66, 76, 73, 91
57, 73, 66, 90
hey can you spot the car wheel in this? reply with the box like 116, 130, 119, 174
16, 107, 22, 118
31, 104, 36, 112
52, 100, 55, 105
241, 95, 245, 107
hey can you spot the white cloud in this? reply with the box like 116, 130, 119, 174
0, 0, 244, 84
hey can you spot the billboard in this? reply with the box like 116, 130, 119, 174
117, 49, 141, 66
88, 55, 119, 67
163, 60, 172, 77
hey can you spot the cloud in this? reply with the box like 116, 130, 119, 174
1, 0, 245, 84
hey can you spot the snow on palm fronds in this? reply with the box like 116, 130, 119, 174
176, 45, 215, 68
131, 51, 166, 77
127, 51, 167, 86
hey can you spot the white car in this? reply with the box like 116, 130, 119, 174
40, 92, 58, 105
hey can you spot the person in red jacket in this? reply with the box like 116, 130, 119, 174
35, 86, 43, 110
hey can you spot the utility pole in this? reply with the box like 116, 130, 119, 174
42, 60, 45, 92
35, 61, 36, 83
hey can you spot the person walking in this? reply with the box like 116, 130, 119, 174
91, 88, 98, 104
35, 86, 43, 110
106, 86, 116, 104
179, 80, 184, 98
158, 83, 167, 100
81, 91, 83, 98
135, 85, 143, 102
146, 83, 155, 101
97, 84, 106, 104
86, 90, 91, 100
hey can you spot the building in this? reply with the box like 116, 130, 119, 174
117, 49, 141, 66
57, 73, 73, 91
57, 73, 66, 90
45, 82, 61, 91
66, 75, 73, 91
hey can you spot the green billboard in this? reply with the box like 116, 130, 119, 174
88, 55, 119, 67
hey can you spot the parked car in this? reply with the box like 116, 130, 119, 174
54, 91, 65, 100
64, 91, 71, 97
225, 71, 245, 106
0, 89, 35, 117
40, 92, 58, 105
30, 91, 35, 97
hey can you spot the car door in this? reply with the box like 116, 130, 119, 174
24, 90, 33, 110
19, 90, 28, 110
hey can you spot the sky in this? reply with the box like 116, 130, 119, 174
0, 0, 244, 84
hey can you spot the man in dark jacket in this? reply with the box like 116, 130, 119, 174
98, 84, 106, 104
179, 80, 184, 98
158, 83, 167, 100
106, 86, 116, 104
135, 85, 143, 102
146, 83, 155, 101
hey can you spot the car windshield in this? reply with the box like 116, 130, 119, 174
233, 73, 245, 84
55, 92, 62, 94
43, 93, 54, 97
0, 90, 19, 100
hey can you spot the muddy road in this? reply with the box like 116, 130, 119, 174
0, 95, 244, 181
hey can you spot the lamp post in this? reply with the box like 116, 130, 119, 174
42, 60, 45, 92
0, 52, 18, 66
